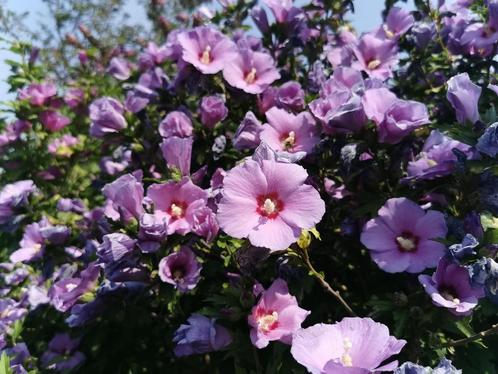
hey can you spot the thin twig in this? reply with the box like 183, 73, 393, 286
443, 323, 498, 347
300, 248, 357, 317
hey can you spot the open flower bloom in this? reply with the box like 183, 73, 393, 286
446, 73, 481, 124
419, 257, 484, 316
406, 130, 477, 180
362, 88, 429, 144
217, 158, 325, 251
147, 177, 208, 235
248, 278, 309, 348
377, 6, 414, 40
177, 26, 237, 74
291, 317, 406, 373
360, 198, 447, 273
352, 33, 398, 80
158, 246, 202, 292
260, 107, 320, 155
223, 48, 280, 94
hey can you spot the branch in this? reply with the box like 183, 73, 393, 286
444, 323, 498, 347
300, 248, 357, 317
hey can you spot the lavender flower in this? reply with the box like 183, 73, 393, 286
352, 33, 398, 80
160, 136, 193, 176
173, 314, 232, 357
291, 317, 406, 373
406, 130, 477, 180
177, 26, 237, 74
477, 122, 498, 157
89, 97, 127, 137
41, 334, 85, 371
362, 87, 429, 144
158, 111, 193, 138
102, 172, 144, 223
199, 96, 228, 128
223, 49, 280, 94
419, 257, 484, 316
446, 73, 481, 124
361, 198, 447, 273
158, 247, 202, 292
232, 111, 263, 150
107, 57, 132, 80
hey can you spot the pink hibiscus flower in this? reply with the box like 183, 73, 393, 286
260, 107, 320, 155
248, 278, 310, 348
217, 158, 325, 251
147, 177, 208, 235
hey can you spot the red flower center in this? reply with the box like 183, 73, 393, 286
256, 193, 283, 219
256, 308, 279, 332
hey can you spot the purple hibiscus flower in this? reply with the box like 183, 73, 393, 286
419, 257, 484, 316
158, 111, 193, 138
158, 247, 202, 292
89, 97, 128, 138
160, 136, 193, 176
260, 107, 320, 155
352, 33, 398, 80
360, 198, 448, 273
223, 48, 280, 94
102, 172, 145, 223
177, 26, 237, 74
446, 73, 481, 124
146, 177, 208, 236
362, 87, 429, 144
199, 95, 228, 129
232, 111, 263, 150
41, 334, 85, 371
377, 6, 414, 40
49, 262, 100, 312
406, 130, 477, 180
173, 314, 232, 357
18, 82, 57, 106
309, 67, 367, 134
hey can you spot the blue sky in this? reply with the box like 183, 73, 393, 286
0, 0, 416, 103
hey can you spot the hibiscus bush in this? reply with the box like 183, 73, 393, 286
1, 0, 498, 372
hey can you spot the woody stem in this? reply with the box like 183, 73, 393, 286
443, 323, 498, 347
301, 248, 357, 317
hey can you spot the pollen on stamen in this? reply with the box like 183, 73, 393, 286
263, 198, 276, 215
245, 68, 257, 84
396, 236, 416, 252
200, 45, 212, 65
283, 131, 296, 149
367, 59, 381, 70
170, 203, 184, 218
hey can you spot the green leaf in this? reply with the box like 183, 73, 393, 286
0, 352, 13, 374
